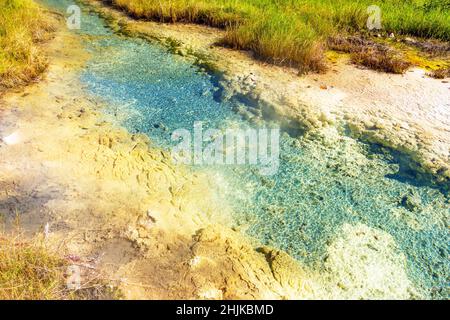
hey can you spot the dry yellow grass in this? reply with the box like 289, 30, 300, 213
328, 36, 412, 74
107, 0, 450, 73
0, 0, 56, 90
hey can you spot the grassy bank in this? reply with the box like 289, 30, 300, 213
0, 0, 55, 90
108, 0, 450, 73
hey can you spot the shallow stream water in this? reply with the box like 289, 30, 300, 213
43, 0, 449, 299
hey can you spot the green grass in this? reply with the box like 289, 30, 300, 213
0, 0, 55, 90
109, 0, 450, 72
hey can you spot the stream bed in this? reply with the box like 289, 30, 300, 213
43, 0, 449, 299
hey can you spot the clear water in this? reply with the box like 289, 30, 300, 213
43, 0, 449, 298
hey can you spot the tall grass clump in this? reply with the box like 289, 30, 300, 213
106, 0, 450, 72
0, 0, 56, 90
112, 0, 253, 27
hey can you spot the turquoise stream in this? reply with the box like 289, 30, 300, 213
43, 1, 449, 298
